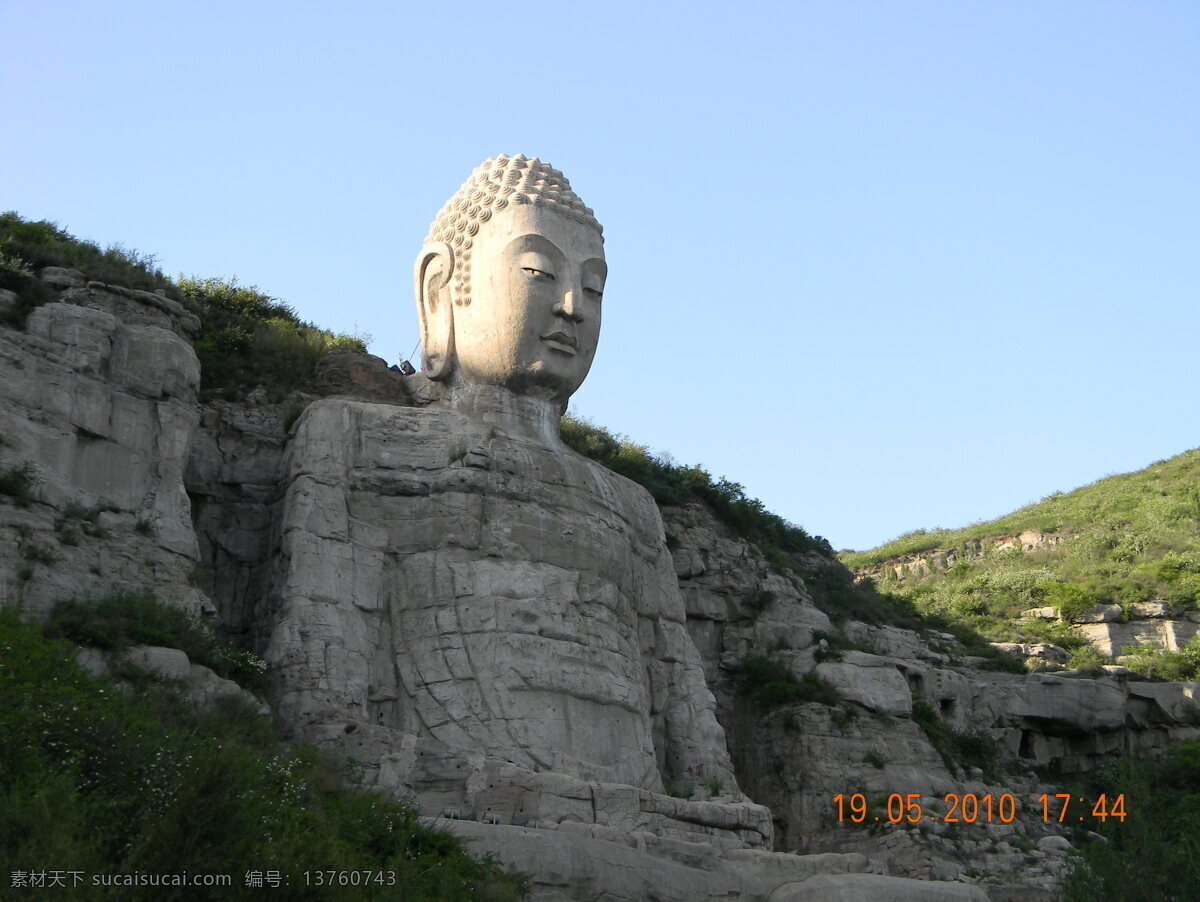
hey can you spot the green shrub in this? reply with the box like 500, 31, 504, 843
0, 212, 173, 293
560, 416, 827, 563
812, 630, 876, 663
743, 589, 777, 614
0, 212, 176, 326
664, 780, 694, 799
911, 698, 999, 778
1119, 636, 1200, 682
44, 591, 266, 690
1044, 581, 1096, 622
831, 705, 858, 729
282, 402, 307, 433
0, 460, 39, 504
0, 606, 527, 901
841, 449, 1200, 648
1068, 645, 1109, 673
180, 276, 368, 399
0, 250, 56, 327
22, 545, 59, 567
863, 750, 887, 769
730, 654, 841, 708
64, 499, 122, 522
1061, 741, 1200, 901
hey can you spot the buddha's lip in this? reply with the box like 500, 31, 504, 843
540, 331, 577, 351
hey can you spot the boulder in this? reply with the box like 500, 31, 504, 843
1130, 601, 1170, 619
124, 645, 191, 681
1073, 603, 1122, 624
1037, 835, 1073, 853
816, 653, 912, 716
187, 663, 270, 715
39, 266, 86, 289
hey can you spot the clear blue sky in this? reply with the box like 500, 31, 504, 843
4, 1, 1197, 550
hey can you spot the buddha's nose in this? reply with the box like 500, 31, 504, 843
554, 289, 583, 322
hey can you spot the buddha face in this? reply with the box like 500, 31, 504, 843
449, 204, 606, 402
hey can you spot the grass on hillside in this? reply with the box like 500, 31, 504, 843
0, 213, 368, 398
179, 276, 367, 399
842, 449, 1200, 570
841, 450, 1200, 661
0, 600, 527, 901
0, 212, 176, 326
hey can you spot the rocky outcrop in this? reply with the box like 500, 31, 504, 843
75, 643, 268, 715
0, 282, 206, 617
857, 529, 1069, 582
186, 394, 296, 638
1081, 614, 1199, 656
1015, 600, 1200, 656
662, 501, 1199, 894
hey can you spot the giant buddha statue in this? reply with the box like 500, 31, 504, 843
264, 156, 759, 836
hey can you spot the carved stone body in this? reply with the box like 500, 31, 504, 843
265, 395, 736, 794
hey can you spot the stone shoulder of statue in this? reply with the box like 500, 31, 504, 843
413, 154, 606, 447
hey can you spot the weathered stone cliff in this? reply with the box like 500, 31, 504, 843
0, 278, 206, 617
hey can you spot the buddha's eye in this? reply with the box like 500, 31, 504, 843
583, 274, 604, 300
521, 267, 556, 281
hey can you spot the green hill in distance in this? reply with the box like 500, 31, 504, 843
841, 449, 1200, 672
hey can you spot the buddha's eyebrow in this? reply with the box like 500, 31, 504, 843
508, 234, 565, 258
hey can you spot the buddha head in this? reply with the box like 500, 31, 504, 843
414, 155, 606, 406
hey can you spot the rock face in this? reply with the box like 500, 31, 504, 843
660, 498, 1200, 894
1080, 614, 1199, 656
0, 284, 206, 616
263, 399, 744, 813
858, 529, 1068, 582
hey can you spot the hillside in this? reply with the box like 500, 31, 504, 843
841, 450, 1200, 674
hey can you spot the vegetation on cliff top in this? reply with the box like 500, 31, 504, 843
840, 449, 1200, 662
0, 212, 176, 327
0, 213, 366, 398
178, 275, 367, 399
0, 599, 527, 901
561, 414, 829, 561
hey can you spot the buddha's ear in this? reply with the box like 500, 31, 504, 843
414, 242, 455, 381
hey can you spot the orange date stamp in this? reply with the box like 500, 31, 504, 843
833, 792, 1127, 825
